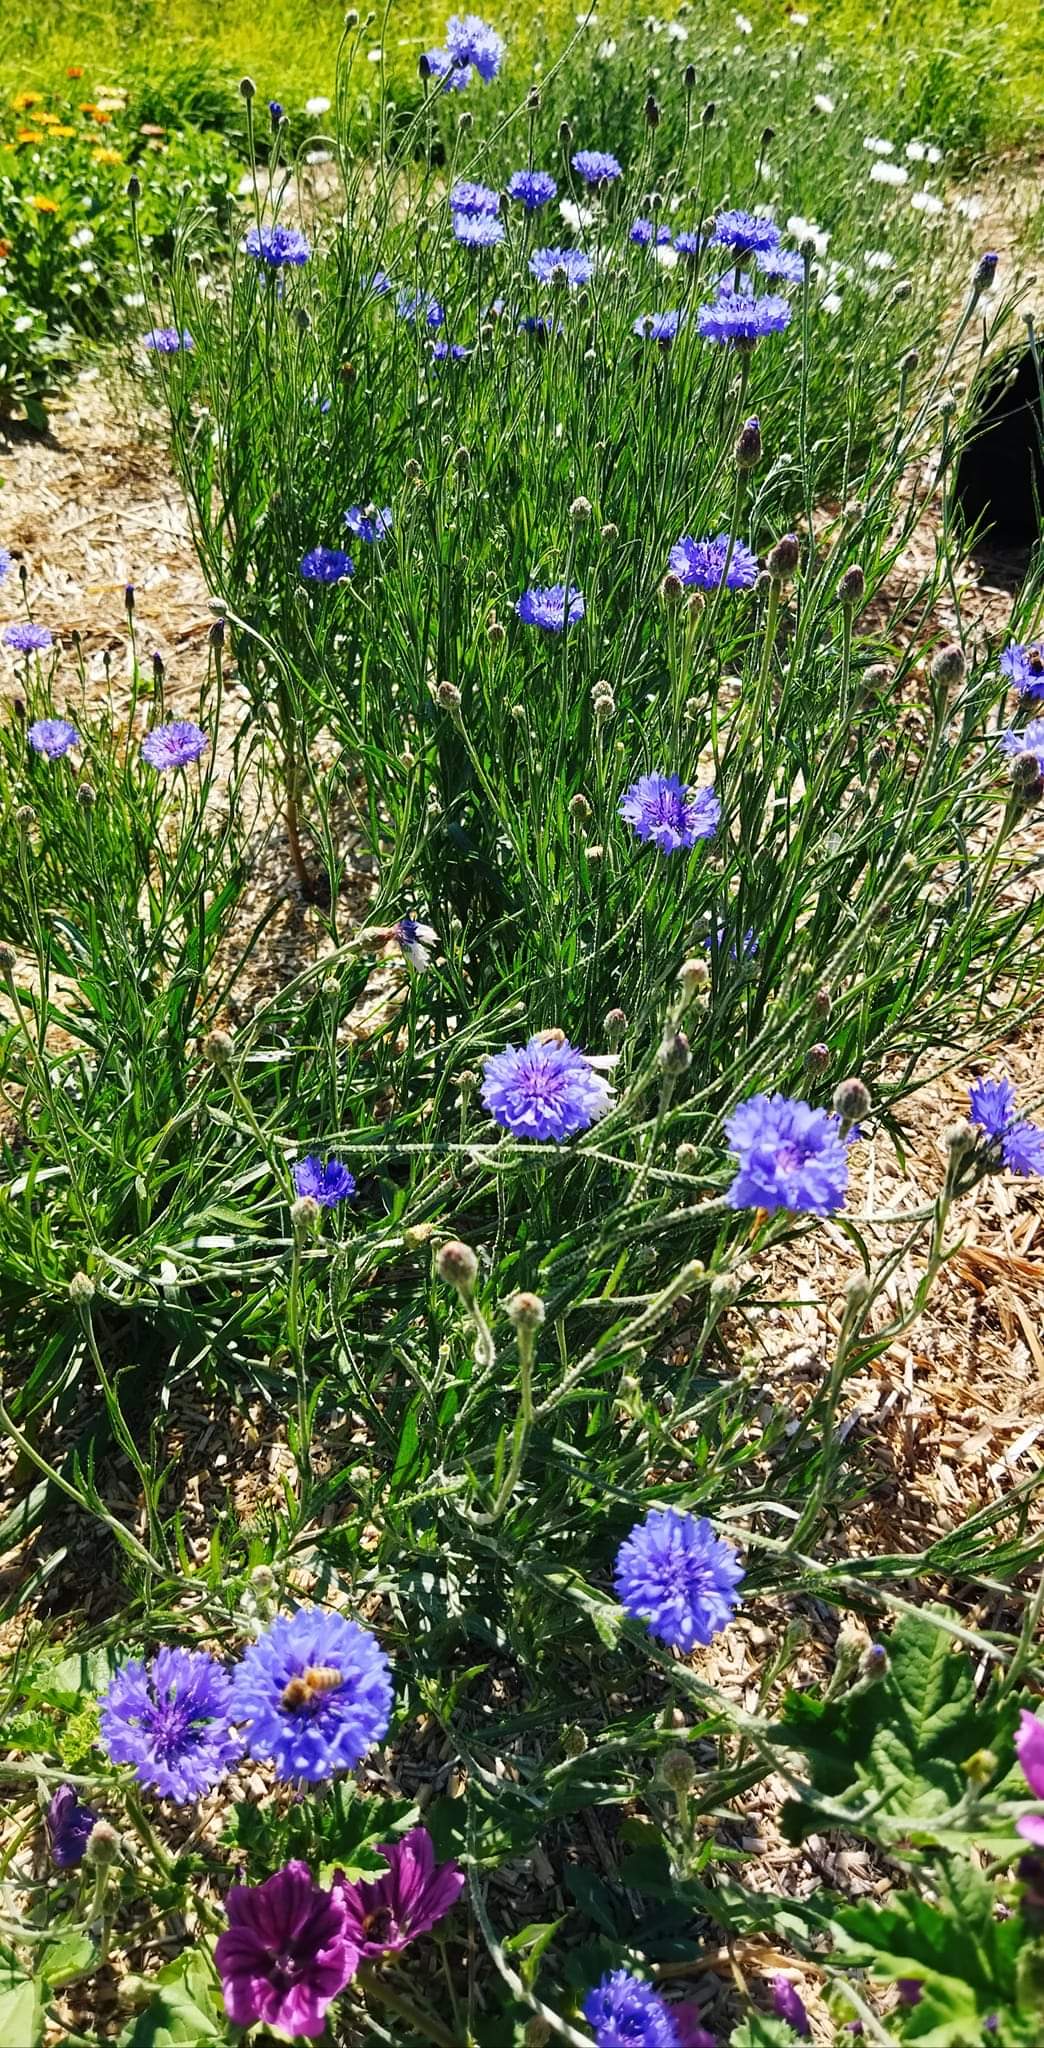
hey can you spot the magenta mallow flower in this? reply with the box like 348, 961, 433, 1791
771, 1976, 811, 2037
482, 1032, 613, 1142
969, 1076, 1044, 1177
334, 1826, 464, 1954
1016, 1712, 1044, 1844
98, 1647, 243, 1801
140, 721, 208, 771
725, 1092, 852, 1214
1000, 642, 1044, 699
669, 533, 758, 591
46, 1784, 97, 1869
619, 773, 720, 854
28, 717, 79, 759
615, 1508, 743, 1651
216, 1859, 358, 2037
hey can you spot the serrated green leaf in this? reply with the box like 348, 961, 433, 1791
37, 1933, 95, 1988
729, 2017, 798, 2047
116, 1949, 224, 2045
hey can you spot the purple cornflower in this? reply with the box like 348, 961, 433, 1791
300, 546, 354, 583
481, 1033, 613, 1142
583, 1971, 681, 2048
394, 917, 437, 971
968, 1076, 1044, 1177
634, 310, 684, 344
365, 269, 394, 298
619, 773, 720, 854
755, 246, 805, 286
630, 218, 657, 246
508, 168, 557, 209
518, 314, 556, 337
229, 1606, 392, 1782
572, 148, 622, 185
334, 1826, 464, 1953
445, 12, 505, 80
1015, 1711, 1044, 1845
140, 721, 208, 771
1000, 642, 1044, 699
244, 222, 311, 267
4, 623, 53, 656
614, 1508, 743, 1650
431, 340, 471, 362
142, 327, 194, 353
28, 717, 79, 759
0, 549, 10, 581
704, 923, 758, 963
449, 178, 499, 216
216, 1860, 358, 2037
711, 208, 781, 256
46, 1784, 97, 1869
293, 1154, 357, 1206
269, 99, 285, 125
673, 230, 703, 258
453, 209, 505, 248
771, 1977, 811, 2037
516, 584, 584, 631
697, 290, 792, 346
529, 246, 593, 287
99, 1647, 242, 1801
1001, 719, 1044, 775
669, 533, 758, 591
725, 1092, 852, 1214
423, 48, 472, 90
345, 506, 392, 543
398, 289, 445, 328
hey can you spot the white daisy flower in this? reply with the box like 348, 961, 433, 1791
870, 161, 908, 186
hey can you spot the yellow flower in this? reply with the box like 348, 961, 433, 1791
16, 128, 44, 144
29, 194, 59, 214
36, 110, 61, 125
91, 147, 122, 166
11, 90, 43, 111
52, 124, 78, 138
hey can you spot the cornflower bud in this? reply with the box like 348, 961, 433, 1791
860, 1643, 889, 1682
0, 943, 16, 974
487, 617, 505, 644
526, 87, 541, 112
833, 1076, 870, 1125
437, 1239, 479, 1293
209, 618, 225, 650
403, 1221, 435, 1250
892, 278, 912, 302
85, 1820, 120, 1866
562, 1723, 587, 1756
658, 1030, 691, 1074
660, 570, 684, 606
900, 347, 920, 375
508, 1291, 545, 1330
569, 793, 592, 822
77, 782, 97, 810
812, 987, 832, 1020
239, 75, 257, 99
674, 1141, 699, 1171
1011, 749, 1043, 788
436, 680, 462, 715
202, 1028, 234, 1067
645, 94, 661, 127
684, 62, 696, 90
525, 2022, 552, 2048
69, 1271, 95, 1307
291, 1195, 320, 1237
701, 99, 715, 123
126, 173, 141, 201
931, 643, 965, 688
766, 532, 800, 581
677, 956, 709, 998
837, 564, 865, 607
558, 119, 573, 145
805, 1041, 830, 1075
963, 1747, 998, 1786
600, 522, 618, 542
660, 1747, 696, 1793
972, 250, 999, 293
735, 415, 762, 470
570, 494, 593, 525
604, 1007, 627, 1041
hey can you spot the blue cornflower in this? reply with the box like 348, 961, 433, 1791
673, 230, 703, 258
529, 247, 593, 287
394, 917, 437, 971
99, 1647, 243, 1802
755, 245, 805, 286
4, 622, 53, 656
969, 1076, 1044, 1177
229, 1607, 393, 1782
140, 721, 209, 771
711, 208, 781, 256
345, 505, 392, 543
572, 149, 623, 185
244, 222, 311, 267
397, 289, 445, 328
1001, 719, 1044, 775
431, 340, 471, 362
633, 310, 684, 343
0, 549, 10, 581
482, 1033, 613, 1142
507, 168, 557, 209
1000, 642, 1044, 700
365, 269, 394, 298
28, 717, 79, 759
300, 546, 354, 583
704, 923, 758, 963
142, 327, 194, 353
450, 178, 500, 216
669, 533, 759, 591
619, 773, 720, 854
516, 584, 584, 630
268, 99, 285, 125
697, 290, 792, 346
725, 1092, 852, 1213
453, 209, 505, 248
583, 1971, 681, 2048
47, 1785, 97, 1870
445, 12, 505, 80
630, 218, 656, 246
423, 47, 473, 89
517, 314, 557, 337
292, 1155, 357, 1206
614, 1508, 743, 1650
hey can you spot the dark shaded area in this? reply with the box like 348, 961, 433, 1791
955, 344, 1044, 551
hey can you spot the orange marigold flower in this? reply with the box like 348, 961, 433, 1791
16, 128, 44, 144
30, 194, 59, 214
91, 108, 112, 124
67, 66, 84, 79
11, 90, 43, 110
91, 147, 122, 165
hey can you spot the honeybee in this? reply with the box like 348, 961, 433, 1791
534, 1027, 567, 1047
280, 1665, 344, 1712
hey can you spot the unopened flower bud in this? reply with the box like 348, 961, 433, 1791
562, 1723, 587, 1756
677, 956, 709, 998
487, 618, 505, 644
659, 1030, 691, 1074
812, 987, 832, 1020
931, 643, 965, 688
202, 1028, 234, 1067
603, 1007, 627, 1041
569, 792, 592, 822
126, 173, 141, 201
508, 1291, 546, 1330
892, 278, 912, 302
0, 942, 16, 973
845, 1272, 871, 1315
525, 2022, 552, 2048
645, 94, 661, 127
570, 494, 593, 525
860, 1643, 889, 1683
1011, 749, 1042, 788
558, 118, 573, 145
291, 1195, 320, 1236
833, 1076, 870, 1124
600, 521, 618, 542
900, 347, 920, 375
944, 1118, 976, 1164
592, 686, 615, 722
437, 1239, 478, 1293
403, 1221, 435, 1250
239, 75, 257, 99
15, 804, 34, 832
735, 414, 762, 470
69, 1270, 95, 1307
77, 781, 97, 810
701, 99, 715, 123
837, 564, 865, 607
973, 250, 999, 293
250, 1563, 276, 1592
963, 1747, 998, 1786
437, 680, 462, 715
684, 62, 696, 90
85, 1820, 120, 1866
660, 570, 684, 606
805, 1041, 830, 1075
660, 1747, 696, 1793
766, 532, 799, 581
526, 87, 541, 112
674, 1141, 699, 1171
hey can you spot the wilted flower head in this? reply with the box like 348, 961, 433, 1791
697, 290, 792, 346
507, 167, 557, 208
669, 533, 758, 591
334, 1826, 464, 1953
572, 148, 622, 184
244, 222, 311, 267
619, 773, 720, 854
140, 721, 208, 771
614, 1508, 743, 1649
529, 246, 593, 287
300, 546, 354, 582
142, 327, 194, 353
482, 1033, 613, 1141
583, 1970, 681, 2047
725, 1092, 852, 1214
229, 1606, 393, 1782
46, 1784, 97, 1869
711, 207, 780, 256
516, 584, 584, 630
216, 1859, 358, 2037
292, 1155, 357, 1207
99, 1647, 242, 1801
28, 717, 79, 759
4, 622, 53, 656
771, 1977, 811, 2037
1000, 642, 1044, 700
344, 505, 392, 543
968, 1076, 1044, 1177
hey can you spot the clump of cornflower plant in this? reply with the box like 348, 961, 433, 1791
453, 209, 505, 248
697, 290, 792, 346
140, 721, 208, 771
229, 1606, 393, 1781
142, 327, 194, 353
334, 1826, 464, 1953
481, 1032, 613, 1140
3, 622, 53, 656
614, 1508, 744, 1650
529, 247, 593, 287
634, 310, 684, 344
292, 1155, 357, 1206
516, 583, 584, 630
46, 1784, 98, 1869
711, 208, 781, 256
669, 533, 758, 590
583, 1969, 691, 2047
300, 546, 354, 582
345, 505, 392, 543
28, 717, 79, 759
968, 1077, 1044, 1176
1000, 641, 1044, 699
243, 223, 311, 267
99, 1647, 243, 1801
216, 1859, 358, 2037
724, 1092, 853, 1213
507, 168, 556, 208
619, 772, 720, 854
572, 148, 623, 184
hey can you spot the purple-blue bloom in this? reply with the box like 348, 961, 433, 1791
725, 1092, 852, 1214
423, 47, 472, 89
4, 622, 53, 656
244, 223, 311, 267
345, 505, 392, 543
99, 1647, 243, 1801
47, 1784, 97, 1870
517, 314, 557, 337
669, 533, 758, 591
619, 773, 720, 854
629, 217, 657, 246
572, 149, 622, 185
398, 289, 445, 328
28, 717, 79, 759
482, 1033, 613, 1142
516, 584, 584, 631
445, 12, 505, 81
1001, 719, 1044, 774
755, 246, 805, 286
614, 1508, 744, 1650
143, 327, 194, 353
697, 290, 792, 346
293, 1154, 357, 1207
711, 208, 781, 256
507, 168, 557, 209
704, 923, 758, 963
394, 917, 437, 971
431, 340, 471, 362
449, 178, 499, 216
772, 1978, 811, 2038
453, 209, 505, 248
229, 1606, 393, 1782
969, 1076, 1044, 1177
300, 546, 354, 583
529, 246, 593, 287
634, 310, 684, 343
1000, 642, 1044, 700
673, 230, 703, 258
583, 1970, 681, 2048
140, 721, 209, 771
